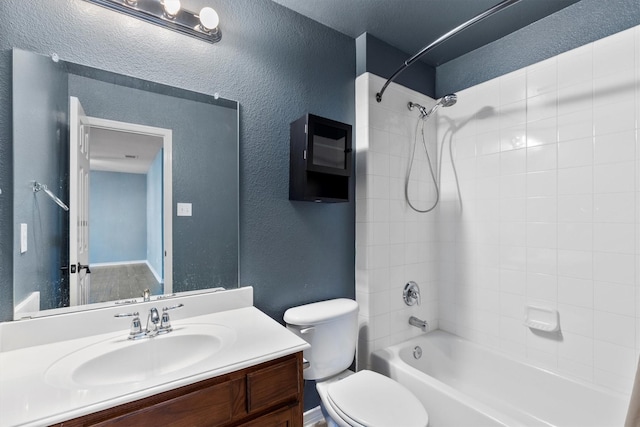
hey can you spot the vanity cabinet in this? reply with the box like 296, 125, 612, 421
54, 352, 303, 427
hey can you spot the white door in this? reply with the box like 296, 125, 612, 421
69, 97, 91, 306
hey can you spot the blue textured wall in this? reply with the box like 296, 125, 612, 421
90, 171, 147, 264
356, 33, 436, 98
0, 0, 355, 410
436, 0, 640, 96
12, 50, 68, 310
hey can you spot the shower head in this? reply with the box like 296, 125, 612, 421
440, 93, 457, 108
424, 93, 457, 118
408, 93, 457, 119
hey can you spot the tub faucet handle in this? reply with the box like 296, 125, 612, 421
404, 281, 421, 306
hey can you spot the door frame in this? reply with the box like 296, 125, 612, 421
84, 116, 174, 295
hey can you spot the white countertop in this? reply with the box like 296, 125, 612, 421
0, 288, 309, 426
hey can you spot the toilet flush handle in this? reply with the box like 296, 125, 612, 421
296, 327, 313, 370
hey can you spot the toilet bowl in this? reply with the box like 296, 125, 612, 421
284, 298, 428, 427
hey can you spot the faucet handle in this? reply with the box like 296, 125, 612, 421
163, 303, 184, 312
160, 304, 184, 332
114, 311, 144, 339
114, 311, 140, 317
129, 316, 143, 337
403, 281, 421, 306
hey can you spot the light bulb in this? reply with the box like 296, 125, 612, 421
199, 7, 219, 31
163, 0, 181, 17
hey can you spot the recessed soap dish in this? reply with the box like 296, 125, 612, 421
524, 305, 560, 332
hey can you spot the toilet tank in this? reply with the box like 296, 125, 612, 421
284, 298, 358, 381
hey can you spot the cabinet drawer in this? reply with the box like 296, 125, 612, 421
241, 404, 299, 427
94, 381, 235, 427
246, 356, 300, 414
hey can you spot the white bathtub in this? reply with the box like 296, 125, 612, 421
371, 330, 629, 427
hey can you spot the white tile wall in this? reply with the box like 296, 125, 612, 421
355, 73, 439, 369
434, 24, 640, 394
356, 24, 640, 394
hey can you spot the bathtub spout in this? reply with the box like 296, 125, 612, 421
409, 316, 429, 332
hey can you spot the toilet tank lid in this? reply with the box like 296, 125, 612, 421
284, 298, 358, 326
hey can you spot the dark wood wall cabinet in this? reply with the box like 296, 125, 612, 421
53, 352, 304, 427
289, 114, 352, 203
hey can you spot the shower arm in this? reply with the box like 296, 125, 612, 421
375, 0, 521, 103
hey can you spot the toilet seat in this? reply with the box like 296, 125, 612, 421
326, 394, 366, 427
325, 370, 428, 427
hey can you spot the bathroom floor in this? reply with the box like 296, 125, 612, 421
89, 263, 162, 303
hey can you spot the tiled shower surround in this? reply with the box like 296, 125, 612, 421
356, 72, 440, 368
356, 25, 640, 394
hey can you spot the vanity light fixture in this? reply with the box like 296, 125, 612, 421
162, 0, 181, 18
84, 0, 222, 44
198, 6, 219, 32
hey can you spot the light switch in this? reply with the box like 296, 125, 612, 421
177, 203, 192, 217
20, 223, 27, 253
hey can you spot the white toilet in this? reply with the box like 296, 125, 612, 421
284, 298, 429, 427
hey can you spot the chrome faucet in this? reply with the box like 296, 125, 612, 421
146, 307, 161, 336
115, 304, 184, 339
409, 316, 429, 332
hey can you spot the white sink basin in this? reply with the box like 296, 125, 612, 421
45, 323, 236, 388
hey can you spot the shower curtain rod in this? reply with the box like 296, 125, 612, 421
376, 0, 522, 103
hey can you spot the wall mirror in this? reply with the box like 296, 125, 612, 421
12, 48, 239, 319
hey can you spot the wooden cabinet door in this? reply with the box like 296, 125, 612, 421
246, 355, 300, 414
240, 405, 298, 427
